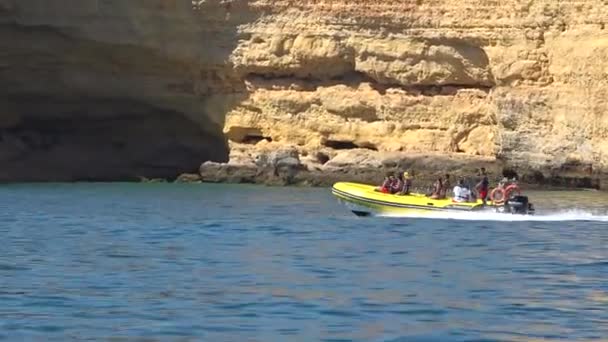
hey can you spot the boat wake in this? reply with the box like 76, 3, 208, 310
379, 209, 608, 222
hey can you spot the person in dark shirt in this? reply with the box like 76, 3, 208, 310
400, 171, 412, 195
429, 177, 443, 199
476, 167, 490, 205
441, 173, 451, 198
391, 173, 404, 194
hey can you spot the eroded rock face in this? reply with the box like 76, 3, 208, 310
221, 0, 608, 187
2, 0, 607, 186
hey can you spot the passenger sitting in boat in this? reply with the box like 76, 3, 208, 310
440, 174, 451, 198
453, 179, 470, 202
400, 171, 412, 195
391, 173, 404, 194
429, 177, 443, 199
377, 173, 394, 193
466, 184, 476, 202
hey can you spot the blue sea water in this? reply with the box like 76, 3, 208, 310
1, 183, 608, 341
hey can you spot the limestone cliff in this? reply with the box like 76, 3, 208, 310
219, 0, 608, 187
1, 0, 607, 186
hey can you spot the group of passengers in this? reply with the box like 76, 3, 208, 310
377, 168, 490, 205
377, 171, 413, 195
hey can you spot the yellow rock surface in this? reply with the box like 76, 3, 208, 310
1, 0, 607, 184
223, 0, 608, 183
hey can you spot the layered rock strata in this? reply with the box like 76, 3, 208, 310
1, 0, 607, 187
214, 0, 608, 188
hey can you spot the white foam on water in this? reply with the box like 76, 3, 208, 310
378, 209, 608, 222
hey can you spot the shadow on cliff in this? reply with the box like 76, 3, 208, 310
0, 0, 258, 181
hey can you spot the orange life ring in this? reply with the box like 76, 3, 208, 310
490, 188, 505, 204
504, 184, 521, 199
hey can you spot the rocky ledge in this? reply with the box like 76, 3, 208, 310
191, 142, 600, 190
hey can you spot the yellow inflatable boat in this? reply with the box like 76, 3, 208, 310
332, 182, 535, 217
331, 182, 484, 216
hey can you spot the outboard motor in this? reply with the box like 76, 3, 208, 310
505, 195, 533, 215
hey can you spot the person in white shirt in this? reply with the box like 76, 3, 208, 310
453, 179, 469, 202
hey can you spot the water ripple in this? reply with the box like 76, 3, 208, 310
1, 184, 608, 340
